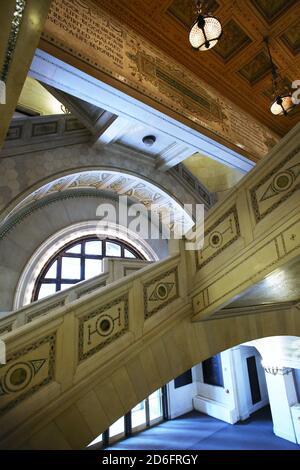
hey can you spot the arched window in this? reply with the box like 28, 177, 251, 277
33, 236, 143, 301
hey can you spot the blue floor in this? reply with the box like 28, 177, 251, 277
107, 407, 300, 450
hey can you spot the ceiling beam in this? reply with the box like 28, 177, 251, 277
42, 83, 130, 147
30, 50, 254, 174
43, 81, 200, 168
41, 84, 113, 135
156, 144, 196, 171
41, 81, 203, 169
0, 0, 52, 150
92, 115, 133, 147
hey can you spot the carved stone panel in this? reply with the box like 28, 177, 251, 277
193, 214, 300, 318
0, 334, 56, 415
124, 267, 140, 276
250, 146, 300, 223
32, 121, 58, 137
78, 294, 129, 362
196, 206, 241, 270
77, 282, 107, 298
6, 125, 22, 141
0, 324, 13, 337
144, 267, 179, 319
64, 118, 86, 132
25, 300, 65, 323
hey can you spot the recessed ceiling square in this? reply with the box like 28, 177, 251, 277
262, 78, 291, 100
239, 50, 272, 84
214, 19, 252, 61
281, 20, 300, 55
251, 0, 297, 22
167, 0, 219, 29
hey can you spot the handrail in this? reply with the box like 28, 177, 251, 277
0, 258, 151, 335
0, 122, 299, 449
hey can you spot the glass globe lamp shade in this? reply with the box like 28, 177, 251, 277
270, 94, 295, 116
189, 15, 222, 51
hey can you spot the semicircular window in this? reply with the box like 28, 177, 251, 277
33, 236, 143, 301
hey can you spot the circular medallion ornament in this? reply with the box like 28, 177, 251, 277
209, 231, 223, 248
11, 368, 27, 386
156, 283, 168, 300
272, 171, 294, 193
96, 315, 114, 336
4, 362, 33, 392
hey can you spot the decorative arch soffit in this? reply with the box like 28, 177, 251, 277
0, 170, 194, 239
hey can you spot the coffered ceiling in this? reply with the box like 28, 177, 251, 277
95, 0, 300, 137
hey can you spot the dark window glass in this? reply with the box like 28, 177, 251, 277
247, 356, 261, 404
293, 369, 300, 402
202, 354, 224, 387
174, 369, 193, 389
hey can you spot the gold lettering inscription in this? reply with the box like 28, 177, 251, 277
46, 0, 124, 70
42, 0, 279, 160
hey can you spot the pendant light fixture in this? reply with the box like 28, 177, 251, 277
189, 0, 222, 51
264, 37, 295, 116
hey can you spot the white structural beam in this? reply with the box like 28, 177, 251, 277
156, 144, 196, 171
92, 115, 133, 147
43, 83, 133, 147
30, 50, 254, 174
42, 83, 117, 141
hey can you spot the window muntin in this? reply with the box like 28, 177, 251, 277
33, 236, 143, 301
131, 400, 147, 430
106, 241, 121, 257
88, 386, 165, 448
149, 389, 162, 422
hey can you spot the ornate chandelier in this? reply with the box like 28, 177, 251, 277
264, 37, 295, 116
189, 0, 222, 51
